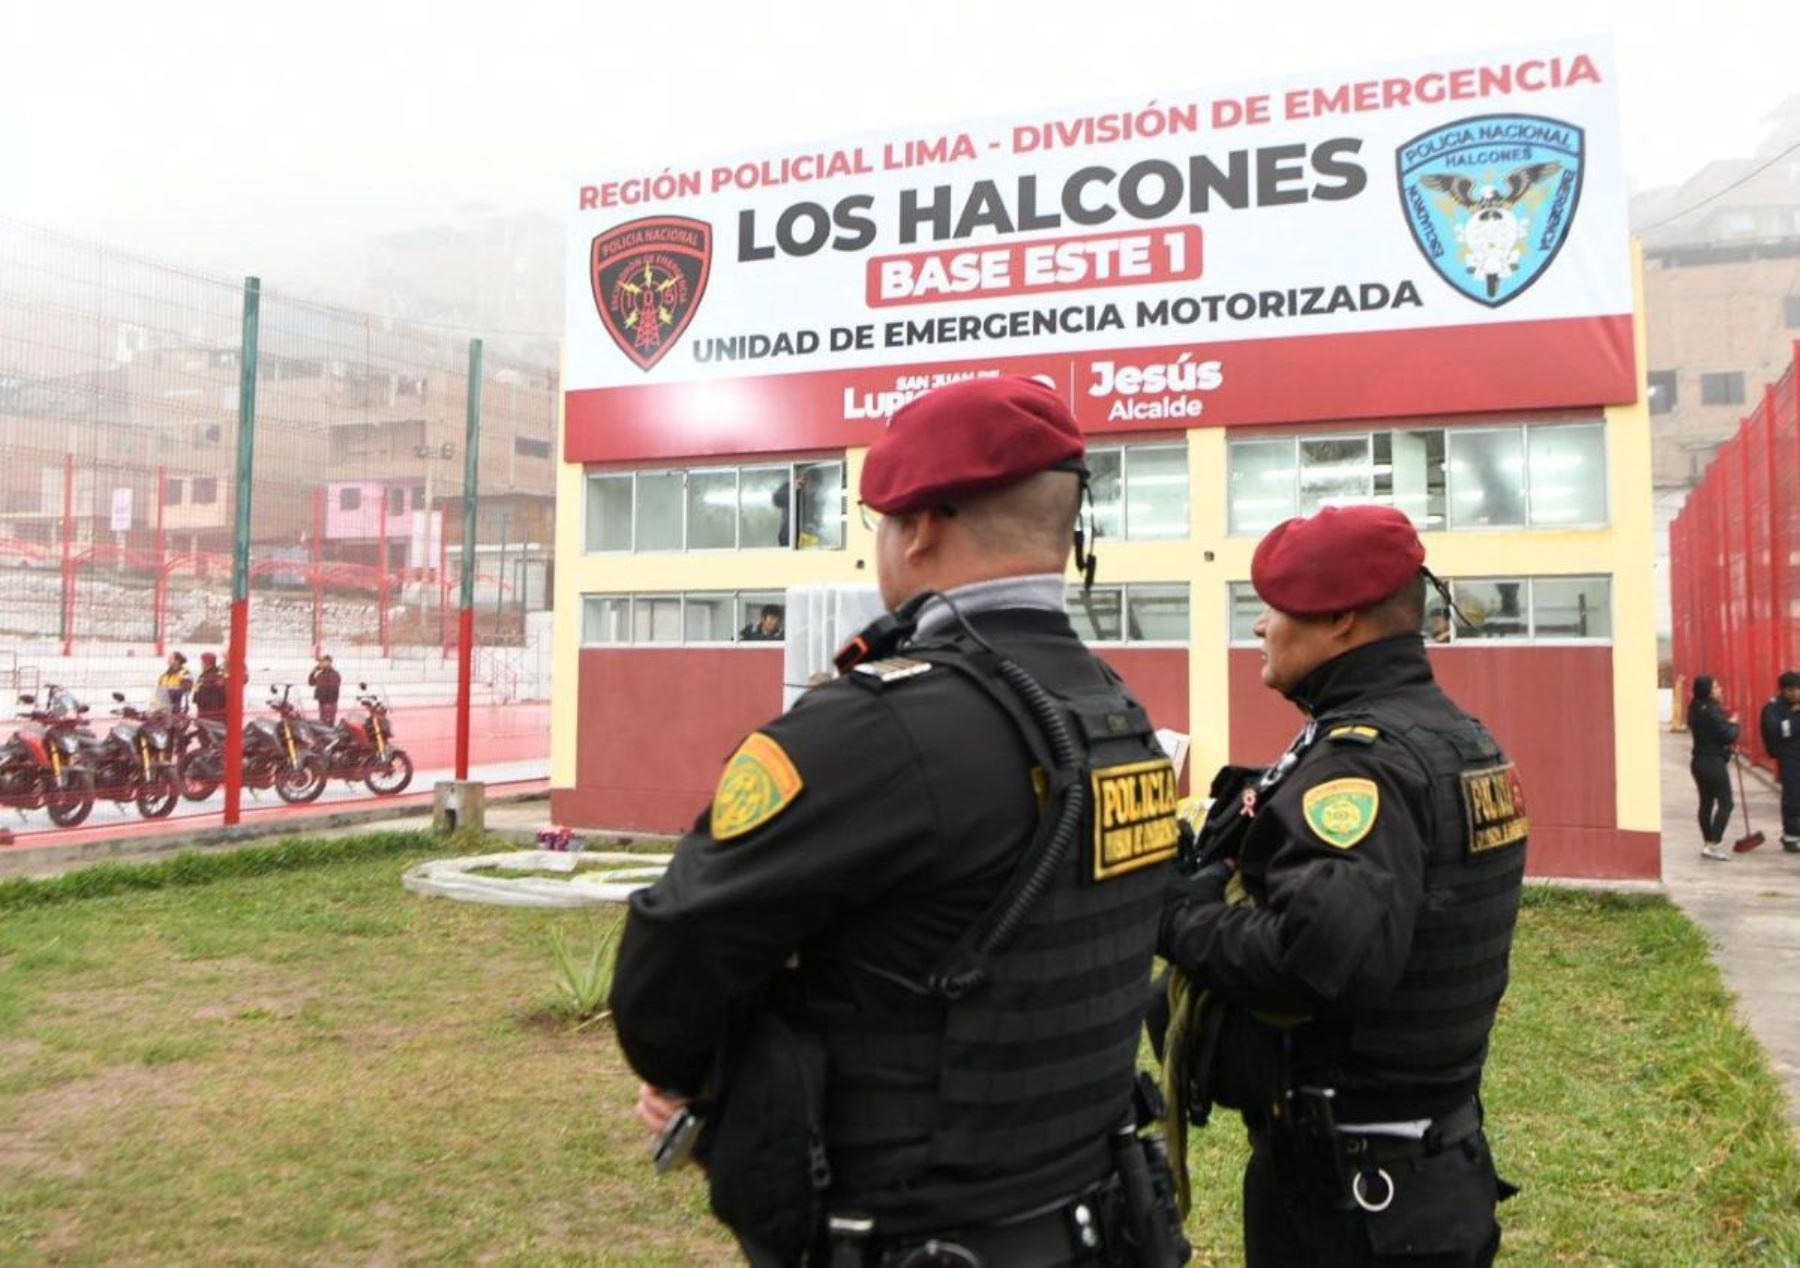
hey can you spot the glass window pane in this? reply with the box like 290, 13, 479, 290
1229, 440, 1296, 536
686, 469, 738, 549
1450, 579, 1529, 640
683, 594, 735, 642
1527, 425, 1607, 527
1532, 576, 1612, 640
1446, 430, 1526, 528
1067, 586, 1123, 642
1126, 585, 1189, 642
1124, 445, 1188, 540
1383, 430, 1446, 531
1424, 590, 1456, 645
1088, 449, 1124, 542
795, 461, 845, 550
1298, 436, 1372, 514
739, 466, 788, 549
632, 595, 682, 643
1229, 582, 1264, 642
635, 472, 683, 551
587, 476, 633, 551
581, 595, 629, 645
738, 592, 786, 641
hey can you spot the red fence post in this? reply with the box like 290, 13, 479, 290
377, 487, 391, 657
153, 464, 167, 657
311, 486, 324, 658
455, 339, 482, 782
59, 452, 75, 658
223, 278, 261, 827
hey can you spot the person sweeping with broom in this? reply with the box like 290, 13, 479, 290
1688, 677, 1747, 861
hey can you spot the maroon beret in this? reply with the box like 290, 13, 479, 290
859, 376, 1084, 514
1251, 505, 1426, 616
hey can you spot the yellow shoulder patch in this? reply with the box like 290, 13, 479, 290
1301, 777, 1379, 850
711, 732, 804, 842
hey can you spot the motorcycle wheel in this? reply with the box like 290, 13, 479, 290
46, 767, 97, 828
135, 771, 179, 820
364, 749, 414, 796
275, 753, 327, 805
178, 749, 221, 802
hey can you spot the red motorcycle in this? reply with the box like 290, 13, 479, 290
0, 687, 98, 827
301, 684, 414, 796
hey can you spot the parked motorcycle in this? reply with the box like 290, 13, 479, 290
172, 686, 326, 805
174, 711, 228, 802
75, 693, 181, 819
0, 688, 97, 827
304, 683, 413, 796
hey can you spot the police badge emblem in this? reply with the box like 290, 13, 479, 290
1396, 114, 1584, 307
590, 216, 712, 371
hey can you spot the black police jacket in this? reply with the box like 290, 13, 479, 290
1159, 635, 1527, 1123
1760, 698, 1800, 768
1688, 700, 1738, 760
610, 607, 1176, 1233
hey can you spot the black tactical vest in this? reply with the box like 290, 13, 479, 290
809, 630, 1176, 1220
1301, 696, 1528, 1120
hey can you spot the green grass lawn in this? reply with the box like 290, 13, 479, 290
2, 836, 1798, 1265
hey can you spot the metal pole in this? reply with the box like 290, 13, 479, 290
223, 277, 260, 826
59, 452, 75, 657
455, 338, 482, 781
153, 465, 167, 656
494, 511, 508, 619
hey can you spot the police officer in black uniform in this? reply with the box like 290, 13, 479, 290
1159, 506, 1524, 1267
610, 377, 1187, 1266
1759, 671, 1800, 852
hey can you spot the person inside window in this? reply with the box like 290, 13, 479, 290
738, 604, 784, 642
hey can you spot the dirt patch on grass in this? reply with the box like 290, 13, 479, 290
3, 1061, 197, 1184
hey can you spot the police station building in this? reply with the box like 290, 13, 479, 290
551, 36, 1661, 880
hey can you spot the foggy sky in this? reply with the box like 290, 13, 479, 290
1, 0, 1794, 295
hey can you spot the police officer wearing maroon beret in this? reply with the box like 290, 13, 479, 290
1159, 506, 1524, 1267
611, 377, 1187, 1265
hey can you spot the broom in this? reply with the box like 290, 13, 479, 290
1733, 752, 1767, 853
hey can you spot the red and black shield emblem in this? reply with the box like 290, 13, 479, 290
590, 216, 712, 372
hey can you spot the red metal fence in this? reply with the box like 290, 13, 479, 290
1670, 342, 1800, 762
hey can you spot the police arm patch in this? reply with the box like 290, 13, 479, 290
710, 732, 804, 842
1301, 778, 1379, 850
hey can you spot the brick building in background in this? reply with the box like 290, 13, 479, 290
1633, 96, 1800, 662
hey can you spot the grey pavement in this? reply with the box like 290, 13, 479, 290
1660, 730, 1800, 1130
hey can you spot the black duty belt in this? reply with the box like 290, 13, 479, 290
832, 1176, 1122, 1268
1339, 1098, 1484, 1165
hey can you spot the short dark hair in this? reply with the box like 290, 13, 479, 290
1780, 671, 1800, 690
760, 604, 784, 621
1365, 574, 1426, 636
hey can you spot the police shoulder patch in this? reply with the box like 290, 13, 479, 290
711, 732, 804, 842
1326, 724, 1381, 746
850, 656, 933, 684
1301, 777, 1379, 849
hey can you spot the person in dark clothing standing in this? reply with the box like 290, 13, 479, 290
1689, 676, 1740, 862
610, 378, 1185, 1266
1159, 506, 1524, 1268
192, 652, 227, 722
308, 655, 342, 726
1759, 671, 1800, 853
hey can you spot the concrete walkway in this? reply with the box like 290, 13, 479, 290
1660, 731, 1800, 1129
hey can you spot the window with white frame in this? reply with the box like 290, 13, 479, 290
583, 459, 847, 553
1227, 422, 1605, 535
1087, 442, 1188, 541
580, 591, 792, 645
1067, 583, 1190, 643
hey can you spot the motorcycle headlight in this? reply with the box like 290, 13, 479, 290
54, 733, 82, 755
252, 720, 278, 738
146, 727, 169, 749
111, 725, 135, 744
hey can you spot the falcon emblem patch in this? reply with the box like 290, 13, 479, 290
711, 732, 803, 842
1301, 778, 1379, 850
1396, 114, 1583, 307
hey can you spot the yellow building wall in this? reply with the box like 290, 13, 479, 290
554, 274, 1659, 845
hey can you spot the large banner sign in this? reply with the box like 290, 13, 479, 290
565, 38, 1633, 463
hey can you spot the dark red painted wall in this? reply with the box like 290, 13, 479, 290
555, 647, 784, 833
1226, 645, 1653, 879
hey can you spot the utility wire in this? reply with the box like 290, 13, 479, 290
1638, 140, 1800, 233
